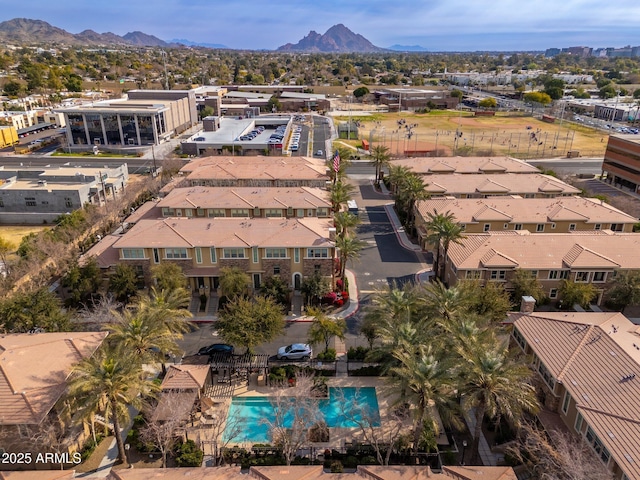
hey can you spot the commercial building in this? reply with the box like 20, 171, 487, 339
602, 134, 640, 193
443, 230, 640, 304
415, 196, 637, 248
55, 89, 198, 153
374, 88, 459, 111
0, 164, 128, 224
510, 310, 640, 479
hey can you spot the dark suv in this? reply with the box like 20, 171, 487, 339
197, 343, 234, 356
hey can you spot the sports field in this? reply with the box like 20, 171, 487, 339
333, 111, 608, 159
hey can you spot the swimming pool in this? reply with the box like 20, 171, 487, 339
223, 386, 380, 443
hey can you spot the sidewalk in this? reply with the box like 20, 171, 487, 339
463, 408, 501, 466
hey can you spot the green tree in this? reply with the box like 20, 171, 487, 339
61, 258, 102, 307
67, 344, 158, 467
599, 84, 617, 99
558, 279, 597, 309
543, 77, 565, 100
216, 295, 285, 354
0, 287, 70, 333
3, 79, 23, 97
458, 339, 539, 464
478, 97, 497, 108
523, 91, 552, 106
135, 286, 193, 335
108, 264, 139, 303
219, 266, 251, 299
65, 74, 83, 92
459, 280, 513, 323
370, 145, 391, 187
606, 271, 640, 313
336, 235, 365, 281
260, 275, 291, 309
200, 106, 214, 118
510, 269, 546, 305
423, 280, 467, 324
634, 88, 640, 99
424, 210, 465, 281
151, 263, 187, 291
300, 272, 330, 306
267, 97, 281, 112
353, 86, 370, 98
450, 89, 463, 99
0, 235, 16, 276
392, 170, 429, 231
307, 307, 346, 353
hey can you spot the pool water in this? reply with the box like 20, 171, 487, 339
223, 386, 380, 443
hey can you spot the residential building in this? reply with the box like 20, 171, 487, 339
510, 311, 640, 479
602, 134, 640, 193
55, 89, 198, 153
0, 332, 108, 458
442, 230, 640, 304
0, 164, 128, 224
415, 196, 637, 248
396, 173, 579, 199
172, 156, 329, 189
157, 186, 331, 219
390, 156, 541, 175
91, 216, 335, 293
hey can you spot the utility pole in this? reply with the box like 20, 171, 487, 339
161, 50, 169, 90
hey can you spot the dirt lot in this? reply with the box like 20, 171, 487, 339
333, 111, 608, 159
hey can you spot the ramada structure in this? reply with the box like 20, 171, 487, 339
510, 309, 640, 480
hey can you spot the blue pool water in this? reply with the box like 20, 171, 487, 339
223, 387, 380, 443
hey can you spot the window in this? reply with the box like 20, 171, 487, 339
569, 223, 576, 231
25, 197, 36, 207
208, 209, 225, 217
317, 208, 329, 217
195, 247, 202, 264
490, 270, 506, 281
64, 197, 73, 208
610, 223, 623, 232
460, 224, 466, 231
514, 224, 523, 231
165, 248, 188, 259
265, 209, 283, 217
252, 247, 259, 263
223, 248, 245, 259
575, 412, 583, 433
548, 270, 560, 280
530, 270, 538, 278
294, 248, 300, 263
538, 361, 556, 390
549, 288, 558, 299
297, 209, 304, 217
483, 224, 491, 232
231, 209, 249, 217
265, 248, 287, 258
551, 223, 556, 229
162, 207, 175, 216
122, 248, 145, 259
560, 270, 570, 279
153, 248, 160, 263
210, 247, 217, 263
307, 209, 314, 217
594, 223, 602, 231
306, 248, 329, 258
196, 208, 205, 217
575, 271, 590, 282
585, 426, 611, 465
592, 272, 606, 283
513, 327, 527, 350
273, 266, 280, 275
524, 194, 535, 198
185, 209, 193, 217
503, 223, 509, 229
465, 270, 481, 279
287, 207, 293, 216
536, 224, 545, 232
175, 209, 182, 217
562, 391, 571, 415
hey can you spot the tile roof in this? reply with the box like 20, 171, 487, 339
417, 196, 637, 225
512, 312, 640, 479
79, 234, 121, 268
0, 332, 107, 425
157, 186, 330, 210
391, 156, 539, 174
442, 466, 518, 480
161, 364, 209, 390
107, 466, 247, 480
112, 217, 334, 249
0, 472, 75, 480
447, 231, 640, 270
420, 174, 580, 196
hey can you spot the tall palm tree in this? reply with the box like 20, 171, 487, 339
369, 282, 423, 326
370, 145, 391, 186
395, 173, 429, 232
333, 211, 360, 240
136, 286, 193, 335
387, 164, 412, 195
329, 181, 356, 213
336, 235, 365, 281
458, 339, 539, 464
67, 344, 158, 466
425, 210, 465, 281
422, 280, 467, 324
389, 345, 462, 454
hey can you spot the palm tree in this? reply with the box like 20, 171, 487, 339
330, 146, 353, 182
605, 271, 640, 313
425, 210, 465, 281
370, 145, 391, 186
136, 286, 193, 335
458, 339, 539, 464
333, 211, 360, 239
67, 344, 158, 466
336, 235, 365, 281
395, 173, 429, 232
389, 345, 462, 454
422, 280, 467, 324
306, 307, 346, 353
329, 181, 356, 213
387, 164, 412, 196
369, 282, 423, 326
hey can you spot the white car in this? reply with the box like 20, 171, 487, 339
277, 343, 313, 360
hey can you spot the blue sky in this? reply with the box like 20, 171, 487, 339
4, 0, 640, 51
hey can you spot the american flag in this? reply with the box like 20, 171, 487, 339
333, 151, 341, 173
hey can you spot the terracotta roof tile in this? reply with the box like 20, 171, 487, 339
421, 174, 580, 197
161, 365, 209, 390
392, 156, 539, 174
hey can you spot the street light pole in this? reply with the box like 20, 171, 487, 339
461, 440, 467, 465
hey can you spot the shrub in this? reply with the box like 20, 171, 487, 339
317, 348, 336, 361
322, 291, 338, 305
349, 365, 382, 376
441, 449, 457, 465
334, 299, 344, 307
308, 421, 330, 442
174, 440, 204, 467
347, 346, 370, 361
330, 460, 344, 473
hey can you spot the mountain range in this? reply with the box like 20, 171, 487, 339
277, 24, 385, 53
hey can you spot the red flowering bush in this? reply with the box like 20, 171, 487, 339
335, 299, 344, 307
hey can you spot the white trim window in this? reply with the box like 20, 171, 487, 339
536, 224, 545, 232
165, 248, 188, 259
514, 224, 523, 230
562, 391, 571, 415
195, 247, 202, 264
265, 248, 287, 258
592, 272, 607, 283
483, 224, 491, 232
549, 288, 558, 299
306, 248, 329, 258
265, 209, 283, 217
575, 271, 590, 283
122, 248, 145, 259
490, 270, 506, 281
223, 248, 246, 259
585, 426, 611, 465
465, 270, 481, 279
210, 247, 217, 263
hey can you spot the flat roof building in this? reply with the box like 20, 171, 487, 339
602, 134, 640, 193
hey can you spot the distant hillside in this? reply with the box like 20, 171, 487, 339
388, 44, 429, 52
170, 38, 228, 49
0, 18, 169, 47
277, 24, 385, 53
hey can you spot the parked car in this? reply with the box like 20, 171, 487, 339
315, 150, 324, 156
277, 343, 312, 360
197, 343, 234, 356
